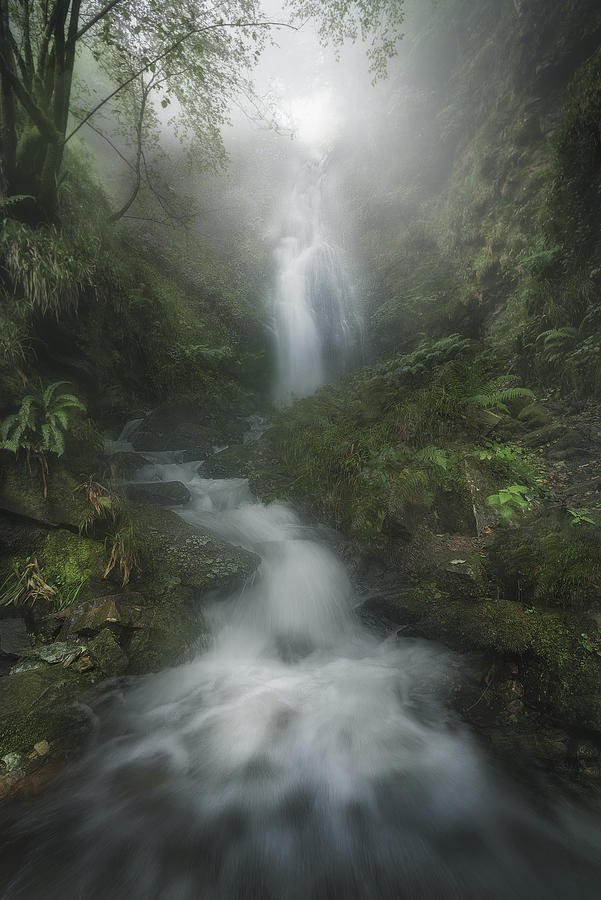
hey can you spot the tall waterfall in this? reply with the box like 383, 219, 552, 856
273, 157, 362, 406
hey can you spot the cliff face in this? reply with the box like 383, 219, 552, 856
340, 0, 601, 391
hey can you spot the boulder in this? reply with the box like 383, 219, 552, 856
130, 401, 245, 453
0, 618, 31, 659
69, 593, 150, 636
134, 505, 260, 597
0, 459, 90, 530
0, 666, 91, 758
517, 403, 551, 429
125, 481, 191, 507
202, 444, 251, 479
87, 629, 128, 677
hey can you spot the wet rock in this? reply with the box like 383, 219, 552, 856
0, 618, 31, 658
202, 445, 251, 479
127, 607, 209, 674
134, 505, 259, 596
108, 451, 148, 479
125, 481, 191, 507
130, 401, 245, 453
69, 594, 150, 636
88, 629, 128, 677
12, 641, 86, 671
0, 666, 90, 758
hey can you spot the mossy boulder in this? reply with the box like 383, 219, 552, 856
0, 459, 90, 530
127, 606, 207, 674
88, 628, 128, 677
202, 444, 251, 479
130, 401, 245, 453
517, 403, 551, 429
0, 666, 91, 758
134, 505, 259, 598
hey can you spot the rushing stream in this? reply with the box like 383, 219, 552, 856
3, 458, 601, 898
3, 162, 601, 899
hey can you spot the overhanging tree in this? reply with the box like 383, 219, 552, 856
0, 0, 404, 224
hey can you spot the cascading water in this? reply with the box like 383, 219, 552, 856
3, 173, 601, 900
3, 458, 601, 898
272, 157, 362, 405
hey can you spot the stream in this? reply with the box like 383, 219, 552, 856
3, 158, 601, 899
2, 459, 601, 897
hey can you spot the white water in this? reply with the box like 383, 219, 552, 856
273, 158, 362, 405
4, 460, 601, 898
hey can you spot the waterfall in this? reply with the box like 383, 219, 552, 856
273, 157, 362, 406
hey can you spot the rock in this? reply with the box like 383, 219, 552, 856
87, 629, 128, 677
107, 451, 148, 479
203, 445, 251, 479
130, 401, 245, 453
0, 618, 31, 658
127, 607, 209, 674
521, 423, 567, 447
125, 481, 191, 507
134, 505, 260, 597
0, 666, 90, 758
13, 641, 86, 670
495, 417, 527, 439
33, 740, 49, 756
517, 403, 551, 429
0, 459, 90, 530
1, 752, 22, 772
69, 593, 151, 636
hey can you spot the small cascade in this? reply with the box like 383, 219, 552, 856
273, 158, 362, 405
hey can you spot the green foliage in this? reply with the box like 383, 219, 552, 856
1, 381, 85, 496
104, 522, 140, 587
485, 484, 534, 521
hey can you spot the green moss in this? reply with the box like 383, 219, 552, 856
0, 666, 90, 757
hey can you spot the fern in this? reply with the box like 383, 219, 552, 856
0, 381, 86, 496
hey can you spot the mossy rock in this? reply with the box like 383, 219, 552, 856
495, 418, 528, 439
88, 628, 128, 677
521, 423, 567, 447
401, 529, 485, 601
127, 606, 208, 674
132, 505, 259, 598
130, 401, 245, 453
0, 459, 90, 530
0, 666, 91, 757
202, 444, 251, 479
517, 403, 551, 429
377, 584, 601, 735
40, 530, 108, 605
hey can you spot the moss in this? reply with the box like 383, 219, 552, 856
0, 459, 90, 530
41, 530, 107, 604
127, 607, 208, 674
517, 403, 551, 429
0, 666, 91, 757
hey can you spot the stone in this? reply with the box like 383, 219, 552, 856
133, 505, 260, 596
130, 401, 245, 453
87, 629, 128, 677
125, 481, 191, 507
33, 740, 49, 756
0, 666, 90, 758
69, 593, 150, 636
203, 445, 251, 479
14, 641, 86, 669
517, 403, 551, 429
0, 618, 31, 658
1, 753, 22, 772
0, 459, 90, 530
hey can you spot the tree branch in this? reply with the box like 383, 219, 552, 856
72, 0, 125, 43
65, 19, 297, 143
